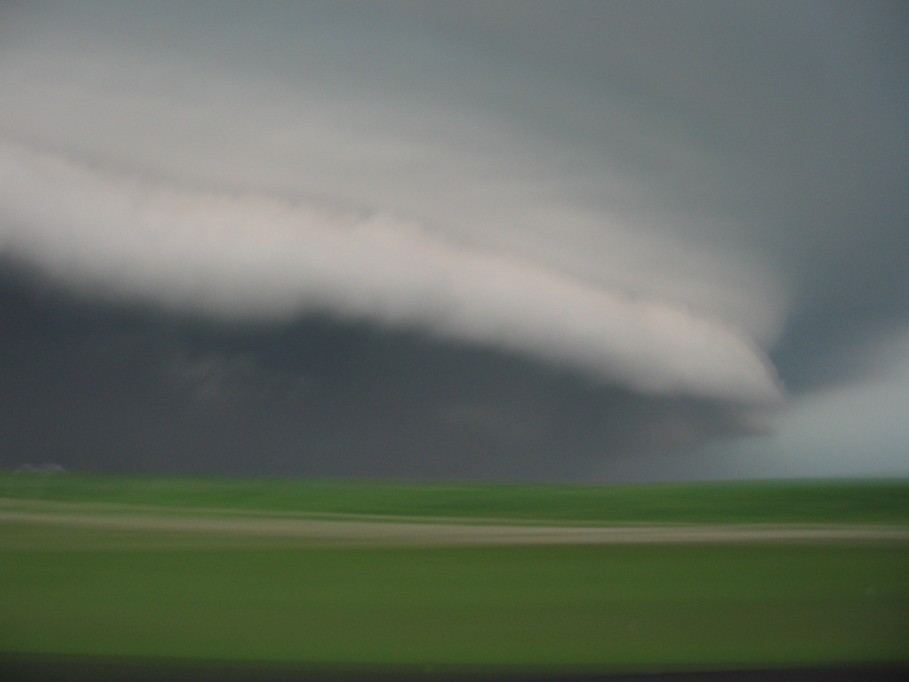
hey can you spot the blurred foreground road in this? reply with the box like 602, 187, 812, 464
1, 656, 908, 682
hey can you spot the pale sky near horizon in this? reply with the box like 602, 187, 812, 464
1, 1, 907, 480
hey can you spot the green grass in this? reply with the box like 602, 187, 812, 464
2, 473, 908, 671
2, 471, 909, 524
2, 523, 907, 670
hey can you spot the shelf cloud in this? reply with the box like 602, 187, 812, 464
1, 139, 780, 404
1, 1, 906, 479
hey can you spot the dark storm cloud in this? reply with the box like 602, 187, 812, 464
0, 135, 780, 404
404, 0, 909, 392
0, 272, 759, 480
1, 1, 907, 478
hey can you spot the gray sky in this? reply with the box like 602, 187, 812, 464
1, 1, 907, 480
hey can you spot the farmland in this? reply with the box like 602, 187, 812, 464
3, 472, 908, 525
1, 473, 908, 676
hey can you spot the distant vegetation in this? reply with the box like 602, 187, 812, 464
2, 471, 908, 525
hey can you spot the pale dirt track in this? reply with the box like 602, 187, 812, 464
2, 499, 908, 546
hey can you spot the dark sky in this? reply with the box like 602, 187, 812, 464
1, 1, 907, 480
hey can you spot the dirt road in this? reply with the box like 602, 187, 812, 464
2, 499, 908, 546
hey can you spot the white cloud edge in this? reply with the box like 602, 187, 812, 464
0, 138, 782, 405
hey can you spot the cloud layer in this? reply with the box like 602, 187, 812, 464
0, 139, 780, 404
2, 1, 907, 479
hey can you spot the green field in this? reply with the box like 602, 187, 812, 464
2, 473, 908, 673
3, 472, 909, 524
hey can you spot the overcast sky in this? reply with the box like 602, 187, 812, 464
1, 1, 907, 481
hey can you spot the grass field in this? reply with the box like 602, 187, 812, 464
3, 471, 909, 524
2, 473, 908, 673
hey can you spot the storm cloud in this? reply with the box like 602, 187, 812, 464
0, 138, 779, 404
1, 1, 907, 479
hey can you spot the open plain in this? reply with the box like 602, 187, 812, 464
2, 475, 908, 679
